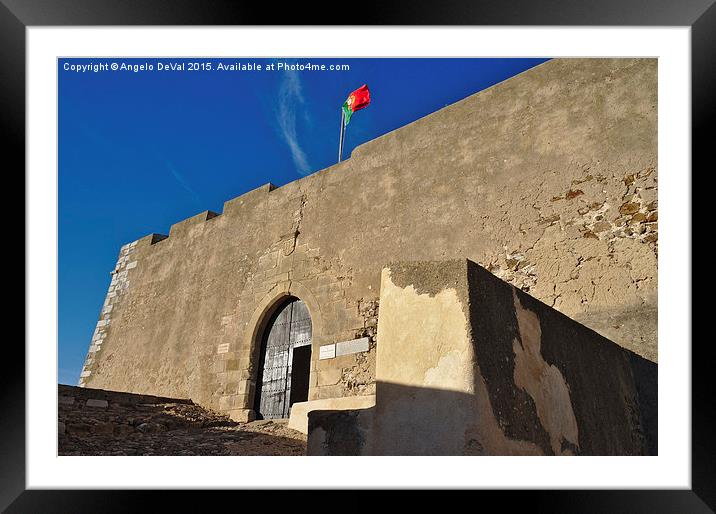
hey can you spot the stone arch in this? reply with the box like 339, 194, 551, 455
243, 280, 323, 415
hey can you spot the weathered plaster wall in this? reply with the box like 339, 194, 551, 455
82, 58, 657, 418
371, 263, 477, 455
308, 260, 656, 455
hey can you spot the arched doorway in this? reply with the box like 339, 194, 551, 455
254, 296, 312, 419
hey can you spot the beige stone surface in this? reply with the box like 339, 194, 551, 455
372, 262, 476, 455
369, 261, 551, 455
287, 395, 376, 434
308, 260, 655, 456
82, 58, 657, 416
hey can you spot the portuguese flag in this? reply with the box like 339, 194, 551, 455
342, 84, 371, 125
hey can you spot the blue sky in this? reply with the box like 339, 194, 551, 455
58, 57, 548, 385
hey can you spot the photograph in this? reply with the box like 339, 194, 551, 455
57, 56, 658, 457
3, 2, 707, 506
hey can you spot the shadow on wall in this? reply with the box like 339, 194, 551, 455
467, 262, 658, 457
308, 371, 656, 456
307, 259, 657, 456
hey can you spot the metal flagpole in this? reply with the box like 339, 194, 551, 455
338, 109, 345, 162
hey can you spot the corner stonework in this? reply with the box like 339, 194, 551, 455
78, 240, 140, 387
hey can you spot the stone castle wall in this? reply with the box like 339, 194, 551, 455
308, 260, 656, 456
81, 58, 657, 420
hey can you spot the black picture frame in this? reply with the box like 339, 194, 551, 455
4, 0, 709, 510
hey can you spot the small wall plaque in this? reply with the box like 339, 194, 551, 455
335, 337, 370, 357
319, 344, 336, 360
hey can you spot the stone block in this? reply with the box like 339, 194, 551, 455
317, 368, 343, 387
317, 384, 344, 400
227, 408, 256, 423
85, 399, 108, 409
168, 210, 220, 237
257, 251, 279, 271
219, 371, 239, 385
222, 182, 275, 215
218, 395, 236, 411
264, 271, 290, 283
317, 352, 358, 370
225, 359, 242, 371
237, 379, 254, 395
288, 395, 375, 434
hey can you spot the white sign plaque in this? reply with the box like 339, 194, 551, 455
319, 344, 336, 360
336, 337, 370, 357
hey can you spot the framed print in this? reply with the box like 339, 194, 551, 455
4, 0, 711, 510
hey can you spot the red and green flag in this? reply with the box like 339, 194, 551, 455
342, 84, 371, 125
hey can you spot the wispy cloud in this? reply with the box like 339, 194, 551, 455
164, 159, 202, 206
276, 70, 311, 175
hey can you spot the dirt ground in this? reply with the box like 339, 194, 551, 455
58, 386, 306, 456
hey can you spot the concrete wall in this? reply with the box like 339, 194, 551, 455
287, 395, 376, 434
81, 58, 657, 420
307, 260, 656, 455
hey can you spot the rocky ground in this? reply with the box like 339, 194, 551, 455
58, 385, 306, 456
